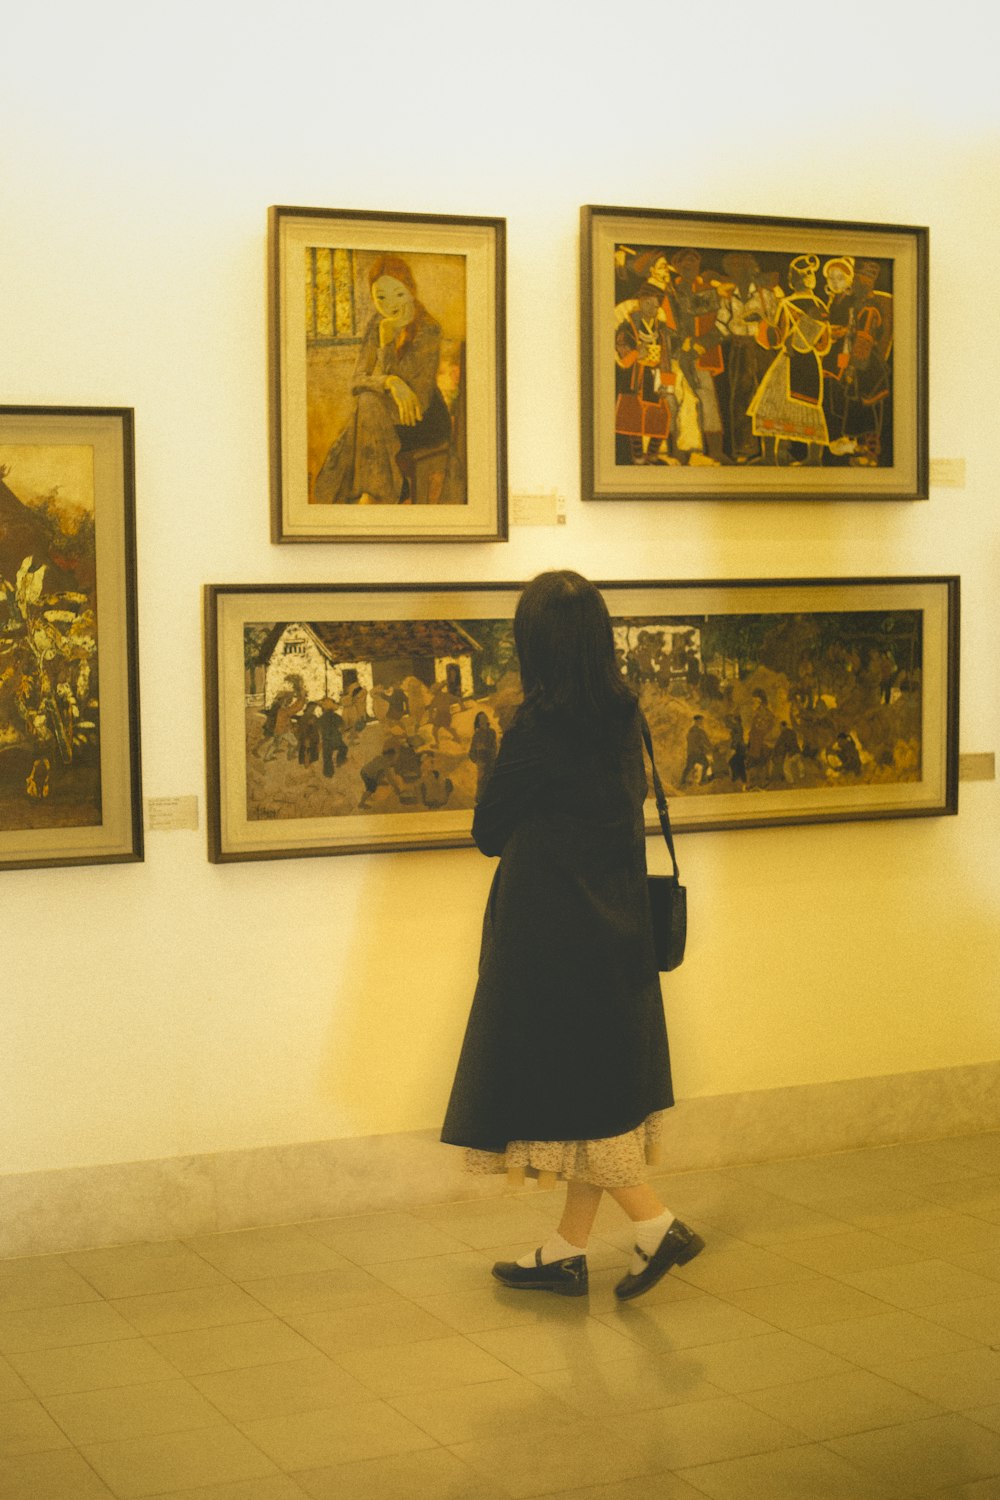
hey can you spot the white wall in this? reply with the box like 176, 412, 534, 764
2, 0, 998, 1176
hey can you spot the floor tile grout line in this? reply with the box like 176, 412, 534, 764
7, 1135, 1000, 1495
812, 1422, 1000, 1493
703, 1260, 1000, 1329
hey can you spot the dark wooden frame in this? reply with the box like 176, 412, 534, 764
1, 405, 143, 870
204, 576, 958, 863
581, 205, 929, 502
268, 204, 508, 542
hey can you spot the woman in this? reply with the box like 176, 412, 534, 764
313, 254, 451, 506
441, 570, 702, 1300
746, 253, 832, 465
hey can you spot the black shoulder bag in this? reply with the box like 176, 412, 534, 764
640, 716, 687, 972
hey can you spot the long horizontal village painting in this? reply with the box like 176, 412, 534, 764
582, 208, 927, 501
206, 581, 956, 861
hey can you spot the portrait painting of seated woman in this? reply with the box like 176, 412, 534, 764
306, 249, 467, 507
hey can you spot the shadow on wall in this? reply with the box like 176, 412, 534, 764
316, 844, 492, 1142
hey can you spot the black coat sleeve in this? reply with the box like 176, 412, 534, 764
471, 716, 551, 857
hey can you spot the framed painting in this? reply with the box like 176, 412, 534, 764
268, 205, 508, 542
0, 406, 142, 870
581, 205, 929, 502
204, 576, 957, 863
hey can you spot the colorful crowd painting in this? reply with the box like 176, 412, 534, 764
613, 241, 894, 471
242, 605, 922, 824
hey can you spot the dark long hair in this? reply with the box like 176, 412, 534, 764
513, 570, 636, 733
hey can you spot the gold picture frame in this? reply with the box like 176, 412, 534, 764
582, 205, 929, 501
268, 205, 508, 542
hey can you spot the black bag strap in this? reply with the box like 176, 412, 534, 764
640, 715, 681, 881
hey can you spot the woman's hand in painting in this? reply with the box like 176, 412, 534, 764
385, 375, 423, 426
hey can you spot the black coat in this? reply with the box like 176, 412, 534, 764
441, 704, 673, 1153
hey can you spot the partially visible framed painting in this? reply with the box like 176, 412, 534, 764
268, 205, 508, 542
581, 205, 929, 502
0, 406, 142, 870
204, 576, 957, 863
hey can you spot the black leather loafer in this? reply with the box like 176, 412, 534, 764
492, 1249, 588, 1297
614, 1219, 704, 1301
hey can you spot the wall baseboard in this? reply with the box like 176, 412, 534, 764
4, 1058, 1000, 1259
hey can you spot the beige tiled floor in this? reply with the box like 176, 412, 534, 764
6, 1135, 1000, 1496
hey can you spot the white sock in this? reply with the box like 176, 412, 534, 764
629, 1210, 676, 1275
516, 1232, 586, 1268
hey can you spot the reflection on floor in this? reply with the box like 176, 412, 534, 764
5, 1133, 1000, 1496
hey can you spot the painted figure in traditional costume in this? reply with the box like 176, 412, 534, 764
614, 282, 674, 464
826, 258, 894, 465
849, 261, 893, 390
746, 254, 832, 465
714, 251, 772, 462
660, 249, 727, 465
